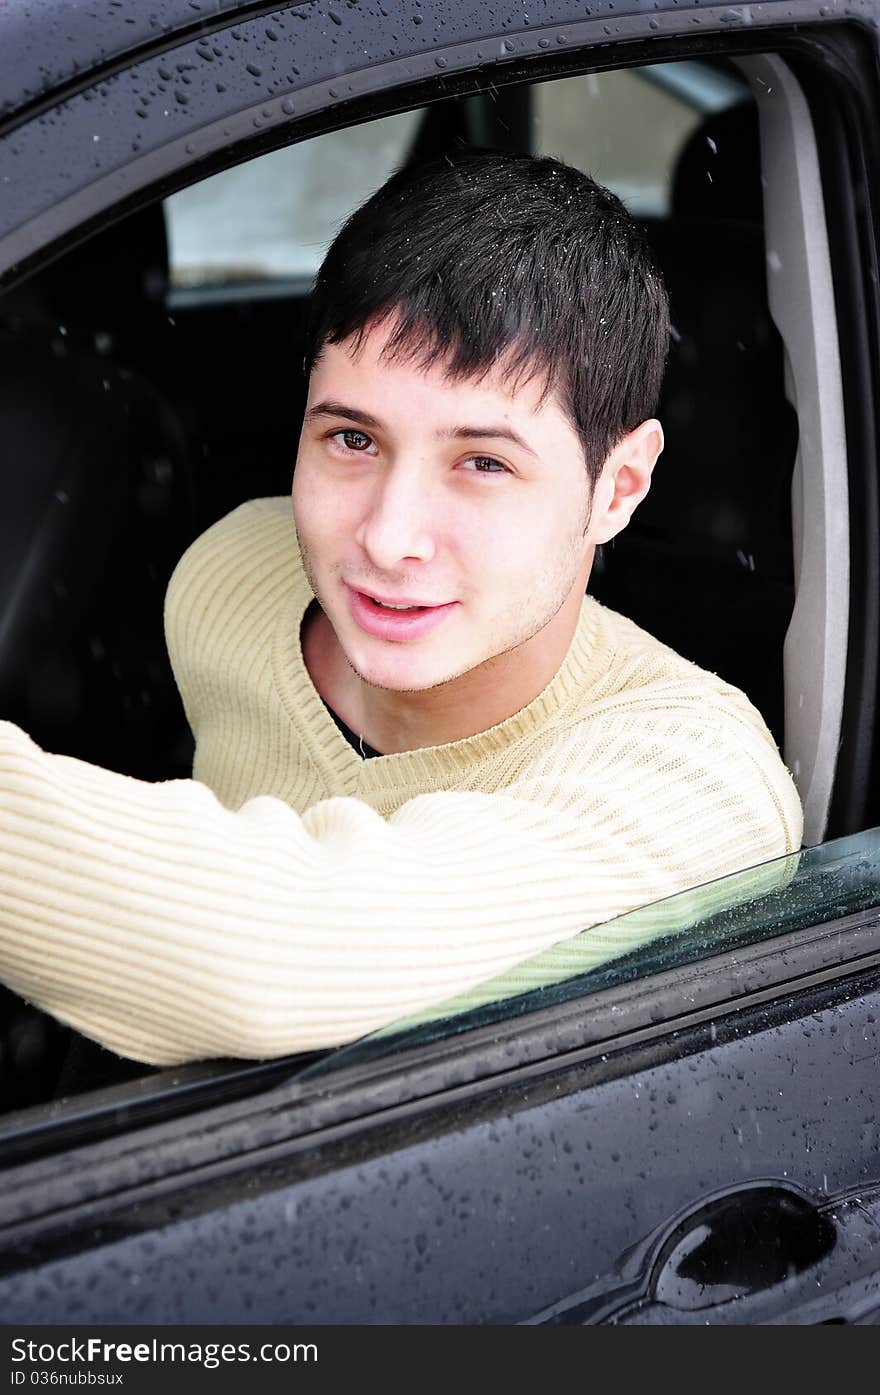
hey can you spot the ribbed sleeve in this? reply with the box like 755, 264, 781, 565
0, 499, 804, 1065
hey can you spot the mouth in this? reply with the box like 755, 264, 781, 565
346, 585, 458, 641
361, 591, 438, 612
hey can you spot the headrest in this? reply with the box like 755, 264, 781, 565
671, 101, 763, 223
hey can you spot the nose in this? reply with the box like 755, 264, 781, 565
354, 462, 437, 570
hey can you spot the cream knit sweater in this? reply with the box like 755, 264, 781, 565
0, 497, 803, 1065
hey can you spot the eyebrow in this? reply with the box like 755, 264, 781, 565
306, 400, 384, 430
306, 400, 538, 458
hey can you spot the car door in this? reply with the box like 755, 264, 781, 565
0, 0, 879, 1324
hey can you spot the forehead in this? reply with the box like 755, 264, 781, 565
309, 320, 568, 431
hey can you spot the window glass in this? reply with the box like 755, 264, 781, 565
533, 60, 749, 215
164, 109, 423, 288
303, 826, 880, 1075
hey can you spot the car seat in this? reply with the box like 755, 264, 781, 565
591, 100, 798, 750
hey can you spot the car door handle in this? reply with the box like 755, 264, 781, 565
524, 1180, 853, 1325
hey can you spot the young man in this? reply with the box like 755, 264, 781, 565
0, 150, 802, 1066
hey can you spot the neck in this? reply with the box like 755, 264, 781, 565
302, 590, 587, 755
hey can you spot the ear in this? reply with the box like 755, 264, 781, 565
587, 419, 664, 546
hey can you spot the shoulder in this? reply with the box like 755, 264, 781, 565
579, 595, 772, 726
165, 497, 304, 629
169, 496, 299, 592
562, 597, 804, 853
163, 498, 311, 693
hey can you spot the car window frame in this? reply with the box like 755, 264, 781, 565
0, 10, 879, 1155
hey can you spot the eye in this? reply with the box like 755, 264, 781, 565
330, 428, 377, 454
460, 455, 510, 475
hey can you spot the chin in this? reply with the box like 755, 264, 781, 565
345, 645, 461, 694
352, 662, 449, 694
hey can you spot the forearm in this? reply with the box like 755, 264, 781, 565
0, 723, 613, 1063
0, 718, 798, 1065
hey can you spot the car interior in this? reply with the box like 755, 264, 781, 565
0, 52, 865, 1115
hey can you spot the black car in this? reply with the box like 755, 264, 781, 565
1, 0, 879, 1325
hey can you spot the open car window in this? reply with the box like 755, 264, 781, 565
0, 26, 876, 1132
164, 59, 750, 293
164, 108, 423, 290
533, 61, 749, 215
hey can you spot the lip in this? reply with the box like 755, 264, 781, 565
358, 587, 440, 608
346, 585, 458, 642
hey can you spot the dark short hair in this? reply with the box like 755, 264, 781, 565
305, 146, 670, 484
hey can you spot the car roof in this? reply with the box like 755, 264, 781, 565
0, 0, 302, 121
0, 0, 812, 125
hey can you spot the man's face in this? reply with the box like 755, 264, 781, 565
292, 319, 606, 697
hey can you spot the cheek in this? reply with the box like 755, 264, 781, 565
290, 461, 312, 525
453, 524, 555, 618
494, 508, 566, 573
506, 503, 589, 597
292, 465, 341, 547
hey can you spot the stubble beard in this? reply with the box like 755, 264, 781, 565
294, 512, 592, 697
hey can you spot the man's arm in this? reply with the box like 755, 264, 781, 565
0, 714, 801, 1066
